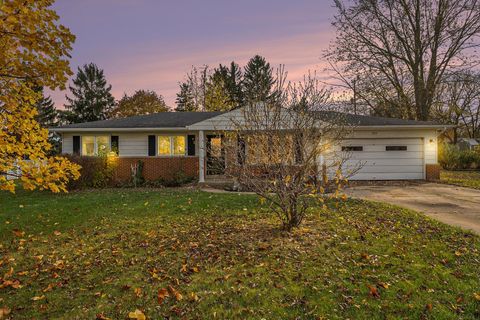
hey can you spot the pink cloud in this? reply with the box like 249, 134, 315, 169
48, 29, 335, 110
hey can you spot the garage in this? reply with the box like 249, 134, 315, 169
331, 138, 425, 180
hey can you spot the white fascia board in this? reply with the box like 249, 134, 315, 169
49, 127, 189, 133
352, 125, 454, 130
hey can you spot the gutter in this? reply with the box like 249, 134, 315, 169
49, 127, 190, 132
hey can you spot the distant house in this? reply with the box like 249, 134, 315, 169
457, 138, 479, 151
50, 108, 450, 182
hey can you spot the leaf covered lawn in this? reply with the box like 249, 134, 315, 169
440, 170, 480, 190
0, 189, 479, 319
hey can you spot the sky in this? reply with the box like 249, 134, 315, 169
48, 0, 338, 109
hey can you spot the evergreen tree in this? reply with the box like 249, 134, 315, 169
218, 61, 243, 108
34, 87, 58, 127
205, 70, 235, 111
175, 82, 197, 111
110, 90, 169, 118
243, 55, 275, 103
63, 63, 115, 123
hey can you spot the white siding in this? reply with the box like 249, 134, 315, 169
117, 133, 148, 157
62, 133, 73, 154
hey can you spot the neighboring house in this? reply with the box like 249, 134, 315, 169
51, 109, 449, 182
457, 138, 479, 151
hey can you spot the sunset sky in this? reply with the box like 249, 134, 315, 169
48, 0, 338, 109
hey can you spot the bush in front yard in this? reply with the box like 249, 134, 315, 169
64, 154, 117, 189
439, 143, 480, 170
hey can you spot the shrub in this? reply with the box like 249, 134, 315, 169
144, 170, 196, 188
131, 160, 145, 187
64, 154, 117, 190
439, 143, 480, 170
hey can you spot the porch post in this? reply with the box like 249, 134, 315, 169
199, 130, 205, 183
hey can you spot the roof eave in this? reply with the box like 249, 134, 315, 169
49, 127, 190, 132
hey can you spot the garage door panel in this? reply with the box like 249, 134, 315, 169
342, 138, 424, 145
324, 138, 424, 180
346, 172, 424, 180
336, 145, 423, 152
341, 151, 423, 160
343, 158, 424, 166
341, 164, 423, 173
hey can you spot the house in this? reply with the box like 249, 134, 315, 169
457, 138, 479, 151
51, 109, 449, 183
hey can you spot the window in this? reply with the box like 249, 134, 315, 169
342, 146, 363, 151
173, 136, 186, 156
82, 136, 95, 156
386, 146, 407, 151
158, 136, 171, 156
158, 135, 186, 156
82, 136, 110, 156
96, 136, 109, 155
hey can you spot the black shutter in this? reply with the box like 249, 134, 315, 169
73, 136, 80, 155
237, 136, 246, 165
111, 136, 119, 155
187, 135, 196, 156
294, 136, 303, 164
148, 135, 156, 156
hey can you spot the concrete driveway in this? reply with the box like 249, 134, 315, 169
346, 183, 480, 234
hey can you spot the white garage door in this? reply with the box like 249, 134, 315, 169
331, 138, 424, 180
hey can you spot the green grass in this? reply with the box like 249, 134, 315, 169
0, 189, 479, 319
440, 170, 480, 190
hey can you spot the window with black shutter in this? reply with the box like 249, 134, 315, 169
237, 136, 246, 165
111, 136, 119, 155
73, 136, 80, 155
148, 135, 156, 156
187, 135, 196, 156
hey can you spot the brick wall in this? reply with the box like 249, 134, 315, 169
425, 164, 441, 181
113, 157, 199, 182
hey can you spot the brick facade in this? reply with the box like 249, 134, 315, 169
425, 164, 441, 181
113, 157, 199, 182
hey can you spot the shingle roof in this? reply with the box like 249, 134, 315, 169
314, 111, 441, 126
56, 112, 224, 129
54, 110, 443, 130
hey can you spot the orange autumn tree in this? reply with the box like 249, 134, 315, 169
0, 0, 80, 193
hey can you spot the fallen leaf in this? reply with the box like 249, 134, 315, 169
128, 309, 146, 320
378, 282, 389, 289
12, 229, 25, 237
134, 287, 142, 298
368, 285, 379, 298
189, 292, 199, 302
43, 283, 55, 292
426, 303, 433, 311
474, 292, 480, 301
0, 307, 11, 319
168, 285, 182, 301
53, 231, 62, 236
32, 295, 45, 301
157, 288, 169, 304
96, 313, 111, 320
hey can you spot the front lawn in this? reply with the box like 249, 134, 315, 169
440, 170, 480, 190
0, 189, 479, 319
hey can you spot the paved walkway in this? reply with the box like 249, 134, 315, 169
346, 183, 480, 234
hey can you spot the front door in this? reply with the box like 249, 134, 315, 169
206, 135, 225, 175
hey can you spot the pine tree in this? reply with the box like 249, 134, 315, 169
243, 55, 275, 103
205, 71, 235, 111
175, 82, 197, 111
217, 62, 243, 108
63, 63, 115, 123
34, 87, 58, 128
